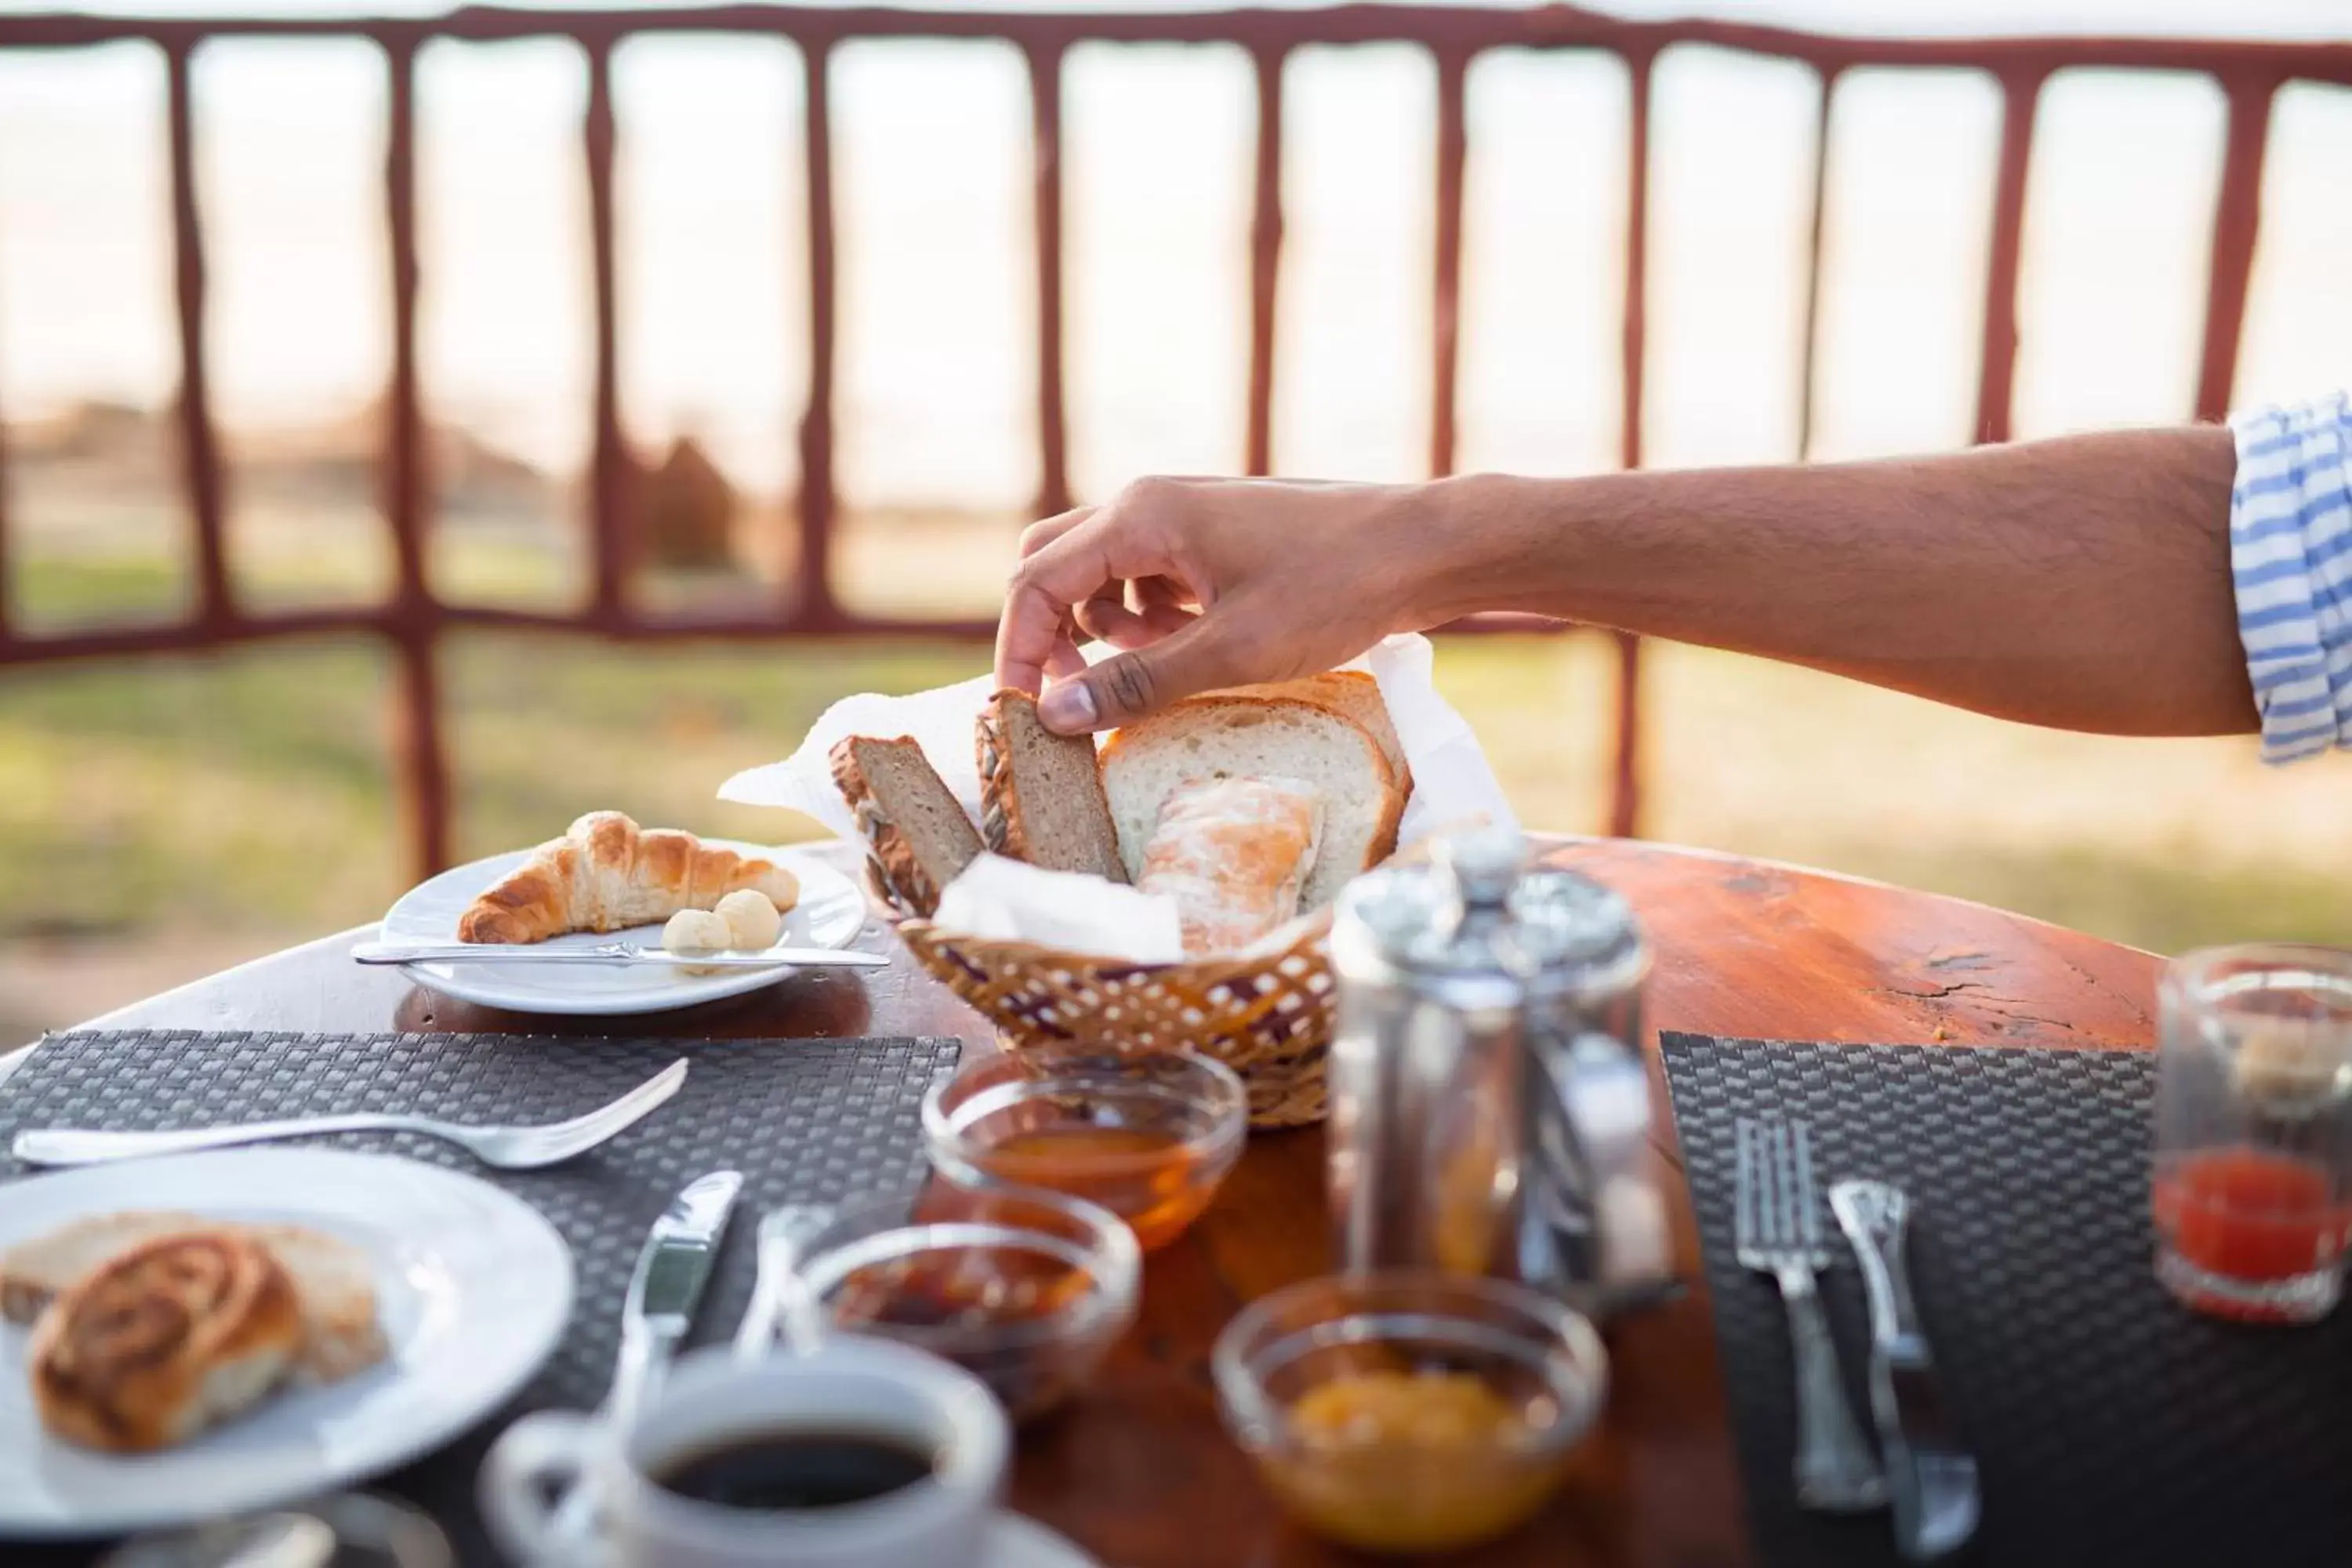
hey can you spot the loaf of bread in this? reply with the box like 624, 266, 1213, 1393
1229, 672, 1411, 796
1100, 695, 1403, 913
1137, 777, 1326, 954
830, 735, 984, 917
4, 1212, 387, 1387
975, 690, 1127, 883
458, 811, 800, 944
29, 1229, 303, 1453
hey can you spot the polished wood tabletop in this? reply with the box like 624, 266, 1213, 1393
49, 836, 2162, 1567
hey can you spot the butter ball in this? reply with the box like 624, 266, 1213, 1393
662, 909, 735, 974
714, 888, 784, 950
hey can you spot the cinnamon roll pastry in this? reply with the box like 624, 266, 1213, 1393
29, 1229, 302, 1453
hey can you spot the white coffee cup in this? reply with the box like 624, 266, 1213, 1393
480, 1338, 1008, 1568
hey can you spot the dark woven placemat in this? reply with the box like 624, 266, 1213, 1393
1662, 1032, 2352, 1568
0, 1029, 962, 1566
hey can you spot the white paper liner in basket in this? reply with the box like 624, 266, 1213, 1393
717, 633, 1516, 1127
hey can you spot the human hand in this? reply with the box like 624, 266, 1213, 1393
993, 475, 1439, 733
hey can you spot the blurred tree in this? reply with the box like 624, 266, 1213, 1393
634, 429, 737, 572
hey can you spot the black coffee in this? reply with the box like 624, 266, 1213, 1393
651, 1431, 938, 1512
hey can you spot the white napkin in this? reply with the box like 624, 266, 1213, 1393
932, 853, 1187, 964
717, 631, 1519, 961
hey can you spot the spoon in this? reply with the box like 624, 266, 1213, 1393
734, 1205, 836, 1360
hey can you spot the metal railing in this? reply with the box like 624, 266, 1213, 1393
1, 4, 2346, 878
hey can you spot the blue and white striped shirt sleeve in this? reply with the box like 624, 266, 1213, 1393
2228, 390, 2352, 763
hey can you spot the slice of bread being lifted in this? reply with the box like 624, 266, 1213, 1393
829, 735, 984, 917
976, 691, 1127, 884
1099, 695, 1403, 913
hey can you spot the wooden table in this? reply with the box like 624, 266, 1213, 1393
27, 837, 2162, 1566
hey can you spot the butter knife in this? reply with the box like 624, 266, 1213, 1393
351, 940, 887, 970
549, 1171, 744, 1544
1829, 1180, 1981, 1562
611, 1169, 743, 1429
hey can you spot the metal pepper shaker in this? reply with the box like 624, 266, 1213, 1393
1327, 826, 1672, 1313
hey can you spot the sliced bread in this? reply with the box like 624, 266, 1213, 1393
829, 734, 984, 917
1, 1211, 205, 1324
3, 1211, 388, 1385
975, 691, 1127, 883
1231, 671, 1410, 793
1099, 695, 1403, 912
247, 1225, 392, 1383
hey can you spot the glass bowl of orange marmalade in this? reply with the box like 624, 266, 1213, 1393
1212, 1272, 1608, 1555
923, 1047, 1247, 1252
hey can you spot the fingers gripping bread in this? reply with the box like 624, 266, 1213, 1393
976, 691, 1127, 883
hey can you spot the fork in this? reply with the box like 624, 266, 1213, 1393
1735, 1117, 1887, 1512
10, 1058, 688, 1171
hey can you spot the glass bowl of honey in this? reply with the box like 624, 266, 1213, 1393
922, 1047, 1248, 1252
1212, 1272, 1608, 1555
791, 1183, 1139, 1424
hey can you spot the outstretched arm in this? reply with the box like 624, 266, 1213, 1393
997, 423, 2262, 741
1421, 426, 2250, 737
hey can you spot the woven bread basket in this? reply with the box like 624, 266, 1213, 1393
869, 864, 1337, 1129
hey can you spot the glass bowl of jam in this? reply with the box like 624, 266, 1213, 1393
792, 1184, 1139, 1424
922, 1047, 1247, 1252
1212, 1272, 1608, 1555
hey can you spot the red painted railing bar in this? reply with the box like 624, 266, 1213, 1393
1795, 65, 1838, 461
166, 42, 233, 631
1428, 42, 1467, 480
4, 9, 2349, 89
2194, 73, 2277, 423
0, 604, 1562, 672
1974, 67, 2042, 447
1029, 39, 1072, 518
583, 37, 627, 626
0, 347, 11, 642
1608, 48, 1653, 842
1618, 53, 1650, 477
381, 38, 428, 614
394, 637, 452, 873
795, 37, 843, 627
380, 35, 452, 879
0, 608, 403, 666
1244, 42, 1284, 477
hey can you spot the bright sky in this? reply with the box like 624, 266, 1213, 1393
0, 1, 2344, 505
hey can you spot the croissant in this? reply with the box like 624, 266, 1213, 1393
31, 1229, 303, 1453
458, 811, 800, 945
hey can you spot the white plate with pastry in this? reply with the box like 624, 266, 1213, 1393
380, 811, 866, 1015
0, 1147, 572, 1539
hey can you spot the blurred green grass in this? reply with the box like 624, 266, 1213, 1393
7, 542, 2352, 1039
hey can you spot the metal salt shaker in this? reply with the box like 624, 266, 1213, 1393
1328, 826, 1672, 1312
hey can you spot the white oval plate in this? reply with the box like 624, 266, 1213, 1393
380, 842, 866, 1016
0, 1149, 572, 1540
